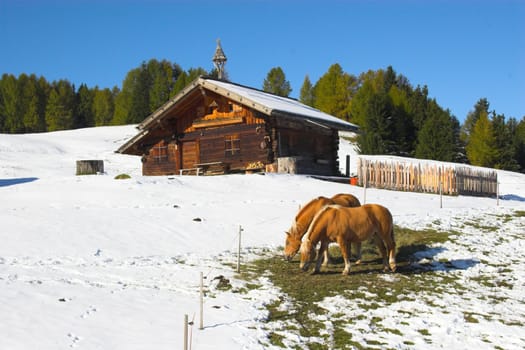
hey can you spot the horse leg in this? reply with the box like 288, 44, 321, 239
373, 234, 389, 272
386, 228, 397, 272
322, 243, 331, 267
313, 240, 328, 274
354, 242, 362, 264
338, 237, 352, 275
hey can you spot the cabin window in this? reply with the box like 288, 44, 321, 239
152, 144, 168, 163
224, 134, 240, 157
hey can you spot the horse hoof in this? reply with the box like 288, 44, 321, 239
355, 259, 362, 265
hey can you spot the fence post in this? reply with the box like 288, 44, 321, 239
199, 272, 204, 330
497, 182, 500, 206
184, 314, 188, 350
346, 155, 350, 177
237, 225, 243, 273
363, 175, 367, 205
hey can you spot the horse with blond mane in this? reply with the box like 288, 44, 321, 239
299, 204, 396, 275
284, 193, 361, 262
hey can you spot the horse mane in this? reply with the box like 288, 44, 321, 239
291, 196, 330, 235
303, 204, 341, 245
294, 196, 326, 222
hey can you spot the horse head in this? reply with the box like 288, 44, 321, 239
283, 219, 304, 260
283, 229, 302, 261
299, 238, 316, 271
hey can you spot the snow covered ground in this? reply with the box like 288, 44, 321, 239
1, 126, 524, 349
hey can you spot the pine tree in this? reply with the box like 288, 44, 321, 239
0, 74, 24, 133
461, 98, 490, 144
21, 74, 46, 133
75, 84, 94, 128
148, 59, 182, 112
415, 109, 457, 161
45, 80, 75, 131
356, 92, 395, 154
299, 75, 314, 107
93, 87, 114, 126
466, 111, 498, 167
514, 117, 525, 172
492, 113, 519, 170
314, 63, 354, 120
262, 67, 292, 97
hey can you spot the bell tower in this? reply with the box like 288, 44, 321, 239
212, 39, 227, 80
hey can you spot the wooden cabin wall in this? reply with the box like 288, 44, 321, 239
142, 140, 178, 176
277, 128, 333, 160
273, 127, 339, 175
176, 92, 265, 134
181, 123, 268, 172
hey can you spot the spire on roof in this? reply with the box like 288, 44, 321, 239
212, 39, 227, 80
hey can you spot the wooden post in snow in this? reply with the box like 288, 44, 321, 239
497, 182, 500, 206
237, 225, 243, 273
184, 314, 188, 350
199, 272, 204, 330
345, 155, 350, 177
439, 167, 443, 209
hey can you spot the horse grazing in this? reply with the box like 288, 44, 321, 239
299, 204, 396, 275
284, 193, 361, 262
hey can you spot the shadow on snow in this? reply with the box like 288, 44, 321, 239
0, 177, 39, 187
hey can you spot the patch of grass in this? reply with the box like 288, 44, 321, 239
463, 220, 499, 232
114, 173, 131, 180
268, 332, 285, 347
514, 210, 525, 218
418, 328, 431, 336
240, 225, 461, 347
463, 312, 480, 323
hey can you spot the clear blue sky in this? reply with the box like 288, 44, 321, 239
1, 0, 524, 123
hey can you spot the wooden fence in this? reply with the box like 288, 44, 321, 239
356, 157, 498, 197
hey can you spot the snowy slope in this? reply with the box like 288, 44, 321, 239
1, 126, 524, 349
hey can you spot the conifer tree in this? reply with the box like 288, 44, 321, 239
492, 113, 519, 170
0, 74, 24, 133
466, 111, 498, 167
314, 63, 354, 120
415, 109, 458, 161
93, 87, 114, 126
514, 117, 525, 172
461, 98, 490, 144
262, 67, 292, 97
356, 92, 395, 154
45, 80, 75, 131
75, 84, 94, 128
299, 75, 314, 107
21, 74, 46, 132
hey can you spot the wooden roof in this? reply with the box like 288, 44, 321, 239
117, 76, 358, 154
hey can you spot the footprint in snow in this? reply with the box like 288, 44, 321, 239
67, 333, 82, 347
80, 306, 97, 319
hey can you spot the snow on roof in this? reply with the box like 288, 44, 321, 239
202, 78, 358, 131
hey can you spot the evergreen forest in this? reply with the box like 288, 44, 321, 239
1, 60, 524, 172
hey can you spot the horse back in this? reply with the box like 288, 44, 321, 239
362, 204, 393, 234
331, 193, 361, 207
295, 197, 333, 230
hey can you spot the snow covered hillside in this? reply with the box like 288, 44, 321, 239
1, 126, 524, 349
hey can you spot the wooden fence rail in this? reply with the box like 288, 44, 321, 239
356, 157, 497, 197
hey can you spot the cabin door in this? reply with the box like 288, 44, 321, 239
182, 140, 199, 169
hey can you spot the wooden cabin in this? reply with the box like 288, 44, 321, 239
116, 77, 358, 176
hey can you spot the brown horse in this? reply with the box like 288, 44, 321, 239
284, 193, 361, 262
299, 204, 396, 275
